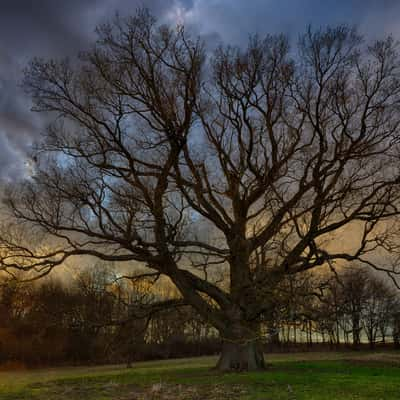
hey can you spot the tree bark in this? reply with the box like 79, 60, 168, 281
216, 340, 265, 371
215, 323, 265, 371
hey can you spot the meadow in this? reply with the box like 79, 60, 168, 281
0, 352, 399, 399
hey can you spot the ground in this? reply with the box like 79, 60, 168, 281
1, 352, 400, 399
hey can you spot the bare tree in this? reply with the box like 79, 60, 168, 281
361, 275, 397, 348
2, 11, 400, 370
338, 268, 369, 348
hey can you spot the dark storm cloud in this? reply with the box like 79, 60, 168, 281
0, 0, 189, 181
0, 0, 100, 181
180, 0, 400, 45
0, 0, 399, 181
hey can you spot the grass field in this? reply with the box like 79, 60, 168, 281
0, 352, 400, 399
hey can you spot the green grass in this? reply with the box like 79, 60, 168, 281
0, 352, 399, 399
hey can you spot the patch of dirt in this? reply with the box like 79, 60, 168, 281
345, 352, 400, 366
122, 383, 248, 400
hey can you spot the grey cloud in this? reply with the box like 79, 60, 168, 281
179, 0, 400, 45
0, 0, 399, 181
0, 0, 188, 181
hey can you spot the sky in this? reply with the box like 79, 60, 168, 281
1, 0, 400, 182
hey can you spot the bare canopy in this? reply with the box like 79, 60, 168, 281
2, 10, 400, 370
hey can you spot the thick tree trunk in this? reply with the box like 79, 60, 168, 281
216, 339, 265, 371
352, 316, 361, 349
215, 320, 265, 371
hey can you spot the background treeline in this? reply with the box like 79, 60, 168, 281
0, 267, 218, 367
266, 268, 400, 350
0, 266, 399, 367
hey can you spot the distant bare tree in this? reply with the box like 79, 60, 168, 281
2, 10, 400, 370
393, 311, 400, 348
361, 275, 397, 348
339, 268, 369, 348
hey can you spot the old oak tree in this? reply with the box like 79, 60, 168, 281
2, 11, 400, 370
